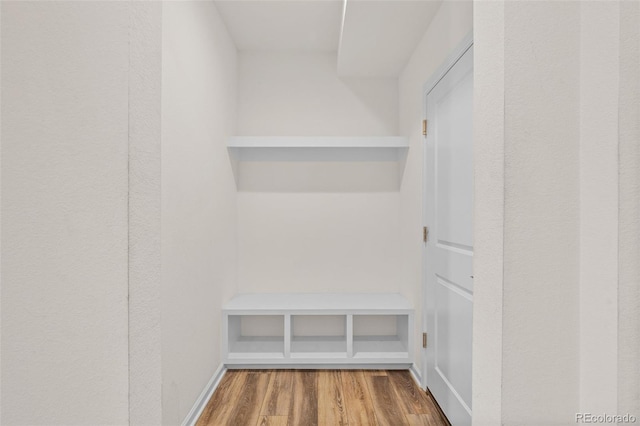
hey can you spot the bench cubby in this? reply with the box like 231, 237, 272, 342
227, 314, 285, 360
222, 293, 413, 368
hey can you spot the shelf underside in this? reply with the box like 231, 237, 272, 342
227, 137, 409, 162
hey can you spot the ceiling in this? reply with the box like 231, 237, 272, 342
338, 0, 442, 76
214, 0, 442, 77
214, 0, 343, 52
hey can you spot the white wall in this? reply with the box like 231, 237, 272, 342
128, 4, 163, 425
2, 2, 238, 423
161, 2, 238, 424
238, 52, 397, 137
502, 4, 581, 423
579, 1, 620, 413
617, 1, 640, 417
238, 193, 401, 294
474, 3, 583, 423
474, 1, 640, 424
472, 2, 504, 423
398, 0, 473, 380
236, 51, 403, 297
1, 3, 131, 424
0, 3, 3, 420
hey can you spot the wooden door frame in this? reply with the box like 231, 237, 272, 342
420, 32, 474, 391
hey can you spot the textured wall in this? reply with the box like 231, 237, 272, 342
1, 2, 131, 424
474, 1, 640, 423
237, 192, 402, 295
617, 0, 640, 418
237, 52, 398, 137
502, 3, 581, 423
472, 1, 504, 423
235, 51, 403, 297
579, 1, 620, 413
1, 2, 4, 419
161, 2, 238, 424
128, 3, 163, 425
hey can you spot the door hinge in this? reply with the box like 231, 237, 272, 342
422, 119, 428, 136
423, 332, 428, 348
423, 226, 429, 243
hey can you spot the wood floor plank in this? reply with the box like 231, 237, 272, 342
340, 370, 378, 426
405, 414, 439, 426
258, 416, 289, 426
226, 371, 272, 426
288, 370, 318, 426
196, 370, 249, 426
261, 370, 295, 416
368, 370, 388, 376
387, 370, 431, 415
317, 370, 348, 426
198, 370, 449, 426
365, 375, 409, 426
425, 391, 451, 426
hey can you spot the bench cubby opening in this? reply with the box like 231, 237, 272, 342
290, 315, 348, 358
223, 293, 413, 367
352, 314, 409, 358
226, 314, 285, 359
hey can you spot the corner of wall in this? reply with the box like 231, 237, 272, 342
161, 1, 239, 424
471, 2, 504, 424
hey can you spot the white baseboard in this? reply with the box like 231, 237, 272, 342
227, 363, 411, 370
410, 363, 424, 390
181, 364, 227, 426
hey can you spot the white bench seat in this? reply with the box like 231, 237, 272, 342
222, 293, 414, 369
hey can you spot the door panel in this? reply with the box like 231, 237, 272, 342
424, 45, 473, 426
435, 278, 473, 406
435, 72, 474, 251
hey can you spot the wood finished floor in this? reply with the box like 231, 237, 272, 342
196, 370, 449, 426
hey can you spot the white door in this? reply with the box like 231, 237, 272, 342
423, 45, 473, 426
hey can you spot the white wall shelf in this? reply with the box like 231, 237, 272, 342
227, 136, 409, 162
223, 293, 414, 367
